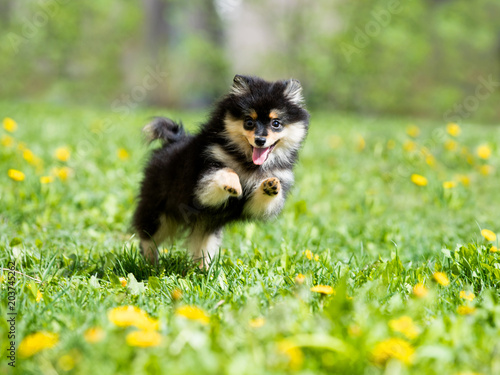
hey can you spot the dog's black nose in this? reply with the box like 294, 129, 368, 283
255, 137, 266, 147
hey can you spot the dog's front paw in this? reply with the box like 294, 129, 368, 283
220, 169, 242, 197
262, 177, 280, 196
223, 185, 241, 196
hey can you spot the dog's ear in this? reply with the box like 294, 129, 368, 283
231, 75, 252, 96
284, 79, 304, 107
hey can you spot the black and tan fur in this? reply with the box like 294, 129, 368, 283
132, 75, 310, 266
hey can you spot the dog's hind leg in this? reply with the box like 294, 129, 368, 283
186, 227, 222, 268
195, 168, 242, 207
137, 215, 177, 264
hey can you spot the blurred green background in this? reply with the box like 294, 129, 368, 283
1, 0, 499, 123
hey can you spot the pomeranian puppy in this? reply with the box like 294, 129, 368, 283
133, 75, 310, 266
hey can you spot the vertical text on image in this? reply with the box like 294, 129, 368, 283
6, 261, 17, 368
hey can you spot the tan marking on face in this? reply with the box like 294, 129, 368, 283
249, 109, 257, 120
223, 114, 253, 155
269, 110, 279, 119
244, 130, 256, 144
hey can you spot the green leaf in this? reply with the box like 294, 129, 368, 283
28, 280, 38, 299
10, 237, 22, 247
127, 273, 145, 295
108, 273, 121, 287
148, 276, 161, 291
89, 275, 100, 289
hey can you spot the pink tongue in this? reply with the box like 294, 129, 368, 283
252, 147, 271, 165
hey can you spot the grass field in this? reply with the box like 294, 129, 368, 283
1, 101, 499, 374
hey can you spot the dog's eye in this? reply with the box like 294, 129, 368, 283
271, 120, 282, 129
244, 119, 255, 129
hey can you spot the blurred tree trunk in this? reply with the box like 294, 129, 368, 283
186, 0, 226, 106
142, 0, 170, 58
0, 0, 13, 25
140, 0, 226, 107
141, 0, 171, 105
189, 0, 223, 45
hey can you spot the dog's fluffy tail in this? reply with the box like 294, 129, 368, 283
143, 117, 186, 146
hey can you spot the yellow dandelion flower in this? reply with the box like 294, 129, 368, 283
126, 330, 162, 347
278, 341, 304, 371
36, 290, 43, 302
406, 125, 420, 138
481, 229, 496, 242
117, 148, 130, 160
443, 181, 457, 189
295, 273, 306, 284
459, 291, 475, 302
84, 327, 105, 343
389, 316, 419, 340
413, 283, 428, 298
175, 305, 210, 325
57, 167, 71, 180
304, 249, 314, 260
403, 140, 417, 152
371, 337, 415, 366
3, 117, 17, 132
57, 354, 76, 371
21, 149, 43, 168
387, 139, 396, 150
1, 134, 14, 147
18, 332, 59, 358
119, 277, 127, 287
8, 169, 25, 182
357, 136, 366, 151
490, 246, 498, 253
23, 149, 35, 163
40, 176, 54, 184
52, 166, 72, 181
457, 306, 476, 315
478, 165, 493, 176
446, 123, 461, 137
108, 306, 159, 331
55, 147, 71, 162
444, 140, 458, 151
477, 144, 491, 160
249, 317, 265, 328
456, 175, 470, 186
310, 285, 335, 295
433, 272, 450, 286
411, 174, 427, 187
0, 275, 4, 283
171, 288, 183, 301
425, 155, 436, 167
314, 254, 320, 262
466, 154, 475, 165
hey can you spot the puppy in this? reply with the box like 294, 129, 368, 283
133, 75, 310, 266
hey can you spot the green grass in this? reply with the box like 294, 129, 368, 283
1, 101, 499, 374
